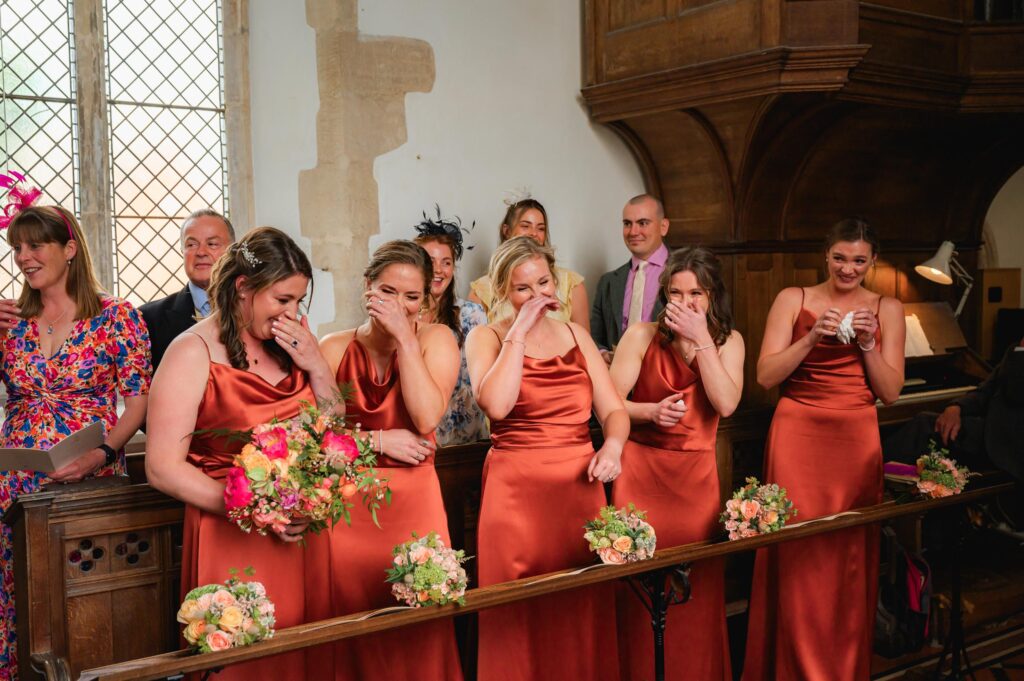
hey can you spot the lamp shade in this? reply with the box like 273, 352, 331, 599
915, 241, 955, 285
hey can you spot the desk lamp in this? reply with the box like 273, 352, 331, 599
914, 241, 974, 318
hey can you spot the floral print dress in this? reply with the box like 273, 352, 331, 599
0, 296, 151, 679
435, 299, 488, 447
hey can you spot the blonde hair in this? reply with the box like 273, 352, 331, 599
488, 236, 558, 308
499, 198, 550, 245
7, 205, 104, 320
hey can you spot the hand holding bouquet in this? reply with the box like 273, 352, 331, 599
721, 477, 796, 540
386, 532, 469, 607
584, 504, 657, 564
916, 443, 973, 498
222, 402, 391, 536
177, 569, 274, 653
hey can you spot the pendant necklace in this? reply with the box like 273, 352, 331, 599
42, 306, 70, 335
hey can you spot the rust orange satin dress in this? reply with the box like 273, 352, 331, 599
182, 343, 315, 681
477, 326, 618, 681
742, 298, 883, 681
612, 337, 731, 681
304, 338, 463, 681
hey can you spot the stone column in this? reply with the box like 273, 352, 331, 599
300, 0, 435, 332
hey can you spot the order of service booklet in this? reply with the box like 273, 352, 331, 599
0, 420, 104, 473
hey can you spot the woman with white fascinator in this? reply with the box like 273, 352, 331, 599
468, 191, 590, 330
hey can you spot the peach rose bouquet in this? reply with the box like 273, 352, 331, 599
220, 402, 391, 536
386, 532, 469, 607
584, 504, 657, 564
720, 477, 796, 540
916, 444, 973, 499
177, 568, 275, 653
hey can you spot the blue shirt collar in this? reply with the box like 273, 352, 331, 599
188, 281, 211, 317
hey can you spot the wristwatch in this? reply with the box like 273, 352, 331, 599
98, 444, 117, 467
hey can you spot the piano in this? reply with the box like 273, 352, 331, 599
877, 302, 992, 428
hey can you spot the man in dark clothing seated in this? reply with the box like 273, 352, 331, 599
883, 335, 1024, 484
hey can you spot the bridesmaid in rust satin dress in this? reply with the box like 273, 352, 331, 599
742, 219, 906, 681
466, 236, 629, 681
610, 247, 744, 681
147, 228, 339, 681
312, 240, 463, 681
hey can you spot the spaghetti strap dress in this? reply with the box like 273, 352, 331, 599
182, 334, 315, 681
304, 337, 463, 681
476, 324, 619, 681
612, 336, 731, 680
742, 291, 883, 681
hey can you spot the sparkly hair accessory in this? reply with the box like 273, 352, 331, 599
239, 242, 262, 268
414, 204, 474, 261
502, 187, 532, 208
0, 170, 75, 240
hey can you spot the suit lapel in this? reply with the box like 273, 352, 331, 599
170, 286, 198, 325
609, 261, 630, 338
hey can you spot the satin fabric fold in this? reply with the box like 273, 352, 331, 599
477, 336, 619, 681
612, 338, 731, 681
304, 338, 462, 681
742, 307, 882, 681
182, 358, 315, 681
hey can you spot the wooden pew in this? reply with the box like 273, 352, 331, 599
7, 399, 951, 680
77, 477, 1016, 681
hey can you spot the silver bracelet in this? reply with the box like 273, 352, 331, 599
858, 337, 876, 352
693, 343, 715, 352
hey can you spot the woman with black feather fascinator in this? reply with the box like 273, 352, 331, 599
413, 206, 488, 446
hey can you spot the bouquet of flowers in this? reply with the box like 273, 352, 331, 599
386, 532, 469, 607
916, 444, 973, 498
222, 402, 391, 536
583, 504, 657, 564
721, 477, 796, 540
177, 568, 274, 653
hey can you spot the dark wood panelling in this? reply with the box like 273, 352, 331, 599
608, 0, 668, 31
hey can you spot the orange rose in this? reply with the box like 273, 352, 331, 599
218, 606, 244, 632
183, 619, 206, 644
340, 482, 358, 498
612, 536, 634, 554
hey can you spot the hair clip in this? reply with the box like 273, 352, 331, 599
414, 204, 475, 261
502, 187, 532, 208
240, 242, 262, 268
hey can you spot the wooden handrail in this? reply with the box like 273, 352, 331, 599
78, 477, 1016, 681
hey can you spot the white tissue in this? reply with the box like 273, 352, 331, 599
675, 399, 685, 408
836, 311, 856, 344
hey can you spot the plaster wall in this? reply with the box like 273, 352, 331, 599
985, 166, 1024, 302
248, 0, 644, 331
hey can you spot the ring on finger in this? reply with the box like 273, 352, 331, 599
291, 339, 298, 348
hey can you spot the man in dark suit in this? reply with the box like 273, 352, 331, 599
884, 335, 1024, 483
590, 194, 670, 364
140, 209, 234, 370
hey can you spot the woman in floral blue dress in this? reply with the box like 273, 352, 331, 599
414, 209, 488, 446
0, 203, 151, 679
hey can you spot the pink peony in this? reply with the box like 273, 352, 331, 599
206, 630, 232, 651
739, 499, 761, 520
598, 547, 625, 565
323, 431, 360, 466
253, 425, 290, 460
410, 546, 434, 565
223, 467, 254, 510
211, 589, 237, 608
